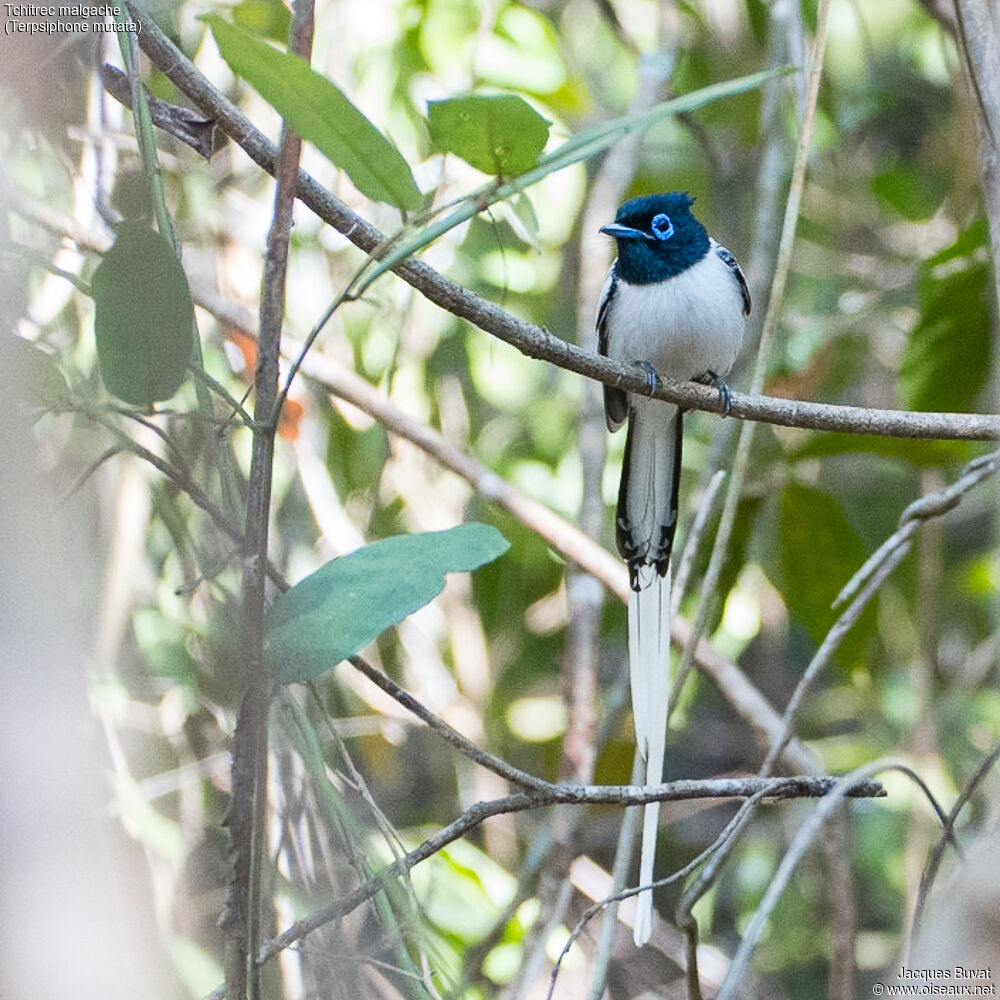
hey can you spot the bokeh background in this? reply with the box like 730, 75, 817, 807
2, 0, 998, 997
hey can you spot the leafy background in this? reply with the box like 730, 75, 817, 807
1, 0, 998, 997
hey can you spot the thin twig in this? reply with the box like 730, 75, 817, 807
908, 740, 1000, 953
301, 687, 444, 999
585, 752, 642, 1000
673, 0, 835, 715
760, 541, 912, 778
825, 806, 857, 1000
74, 401, 241, 545
121, 5, 1000, 444
551, 792, 770, 1000
674, 792, 767, 1000
347, 656, 552, 793
671, 468, 726, 619
834, 450, 1000, 610
200, 774, 883, 998
715, 761, 949, 1000
224, 4, 313, 996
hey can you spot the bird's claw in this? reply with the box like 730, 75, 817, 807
696, 369, 733, 417
636, 360, 661, 398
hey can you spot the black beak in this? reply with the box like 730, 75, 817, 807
600, 223, 648, 241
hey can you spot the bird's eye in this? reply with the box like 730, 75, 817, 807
650, 213, 674, 241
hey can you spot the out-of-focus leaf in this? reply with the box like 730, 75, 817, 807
871, 164, 948, 220
900, 263, 991, 412
410, 839, 517, 944
428, 94, 550, 177
358, 66, 790, 290
476, 6, 565, 95
265, 523, 510, 683
780, 482, 876, 668
745, 0, 769, 46
231, 0, 290, 42
202, 15, 422, 210
91, 222, 193, 405
11, 337, 68, 410
924, 217, 988, 268
791, 433, 968, 468
498, 191, 540, 245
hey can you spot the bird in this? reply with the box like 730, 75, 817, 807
596, 192, 750, 946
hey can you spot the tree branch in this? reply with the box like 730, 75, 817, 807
196, 775, 883, 999
224, 4, 313, 997
185, 288, 820, 776
346, 656, 553, 793
715, 762, 949, 1000
909, 739, 1000, 953
124, 2, 1000, 444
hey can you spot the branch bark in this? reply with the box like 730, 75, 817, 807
123, 2, 1000, 444
180, 288, 822, 776
222, 5, 313, 998
221, 776, 882, 1000
953, 0, 1000, 316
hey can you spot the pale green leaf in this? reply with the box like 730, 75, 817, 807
265, 523, 509, 684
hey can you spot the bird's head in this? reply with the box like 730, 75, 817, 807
600, 192, 710, 284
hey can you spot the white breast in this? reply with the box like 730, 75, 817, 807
603, 245, 746, 381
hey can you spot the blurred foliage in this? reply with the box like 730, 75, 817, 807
2, 0, 999, 997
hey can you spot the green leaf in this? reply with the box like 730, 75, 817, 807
428, 94, 550, 177
10, 338, 69, 411
231, 0, 290, 43
870, 164, 948, 221
91, 222, 193, 405
202, 15, 422, 210
745, 0, 769, 46
265, 523, 510, 684
790, 433, 968, 469
924, 218, 988, 268
780, 482, 876, 669
900, 262, 992, 412
356, 66, 791, 291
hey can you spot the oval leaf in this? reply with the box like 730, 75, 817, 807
203, 15, 422, 211
265, 523, 510, 684
358, 67, 790, 291
428, 94, 550, 177
91, 222, 193, 405
901, 263, 992, 413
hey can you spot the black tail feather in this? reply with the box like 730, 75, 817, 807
616, 408, 684, 587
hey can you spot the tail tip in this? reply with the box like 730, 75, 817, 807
633, 893, 653, 947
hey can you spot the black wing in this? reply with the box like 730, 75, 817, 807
596, 263, 629, 431
713, 242, 751, 316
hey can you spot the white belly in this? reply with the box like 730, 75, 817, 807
603, 249, 746, 380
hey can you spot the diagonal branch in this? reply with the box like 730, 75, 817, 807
200, 773, 884, 998
123, 2, 1000, 444
715, 761, 950, 1000
224, 4, 314, 997
908, 739, 1000, 953
188, 289, 820, 774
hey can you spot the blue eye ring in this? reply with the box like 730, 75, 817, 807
650, 213, 674, 241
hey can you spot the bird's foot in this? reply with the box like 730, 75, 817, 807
695, 369, 733, 417
635, 360, 661, 398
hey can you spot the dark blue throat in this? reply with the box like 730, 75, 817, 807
614, 231, 710, 285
